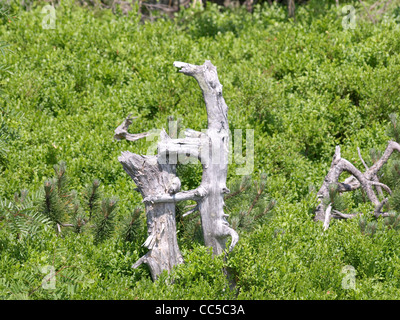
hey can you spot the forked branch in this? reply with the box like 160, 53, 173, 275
315, 141, 400, 228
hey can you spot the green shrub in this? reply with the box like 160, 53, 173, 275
1, 0, 400, 300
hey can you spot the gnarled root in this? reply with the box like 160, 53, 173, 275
315, 141, 400, 229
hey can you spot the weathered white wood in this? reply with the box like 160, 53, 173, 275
116, 61, 239, 282
114, 114, 150, 142
323, 203, 332, 231
176, 60, 238, 254
115, 118, 184, 280
315, 141, 400, 225
153, 60, 238, 255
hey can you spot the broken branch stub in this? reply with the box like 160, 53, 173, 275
114, 114, 150, 142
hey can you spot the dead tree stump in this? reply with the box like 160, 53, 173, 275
143, 60, 239, 256
115, 118, 184, 280
315, 141, 400, 230
115, 61, 239, 281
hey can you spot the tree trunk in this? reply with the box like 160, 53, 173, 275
115, 117, 183, 280
288, 0, 295, 19
116, 61, 238, 281
185, 61, 238, 256
144, 61, 239, 256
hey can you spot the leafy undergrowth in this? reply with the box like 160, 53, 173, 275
2, 0, 400, 299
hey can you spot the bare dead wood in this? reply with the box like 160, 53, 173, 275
114, 114, 150, 142
315, 141, 400, 228
116, 61, 238, 283
115, 119, 184, 280
288, 0, 295, 19
182, 204, 199, 217
331, 210, 359, 219
358, 0, 394, 24
171, 60, 239, 254
357, 147, 369, 171
359, 0, 377, 23
144, 61, 239, 255
323, 203, 332, 231
357, 147, 384, 196
244, 0, 254, 12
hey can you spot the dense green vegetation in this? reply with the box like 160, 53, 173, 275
2, 0, 400, 299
